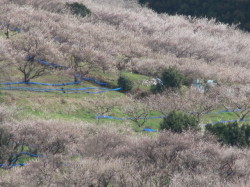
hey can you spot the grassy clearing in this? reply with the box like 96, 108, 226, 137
1, 68, 249, 131
121, 71, 152, 91
3, 89, 250, 128
4, 85, 248, 131
201, 112, 238, 124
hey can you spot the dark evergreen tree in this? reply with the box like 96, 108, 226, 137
117, 75, 133, 93
161, 67, 184, 89
160, 111, 199, 133
66, 2, 91, 17
139, 0, 250, 31
206, 122, 250, 147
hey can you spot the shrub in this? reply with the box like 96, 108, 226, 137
242, 124, 250, 145
117, 76, 133, 93
183, 75, 195, 87
160, 111, 198, 133
206, 122, 250, 147
152, 67, 185, 93
150, 82, 164, 93
66, 2, 91, 17
0, 127, 26, 167
0, 127, 12, 164
161, 67, 184, 89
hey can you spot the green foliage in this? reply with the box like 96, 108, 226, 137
66, 2, 91, 17
139, 0, 250, 32
242, 124, 250, 146
150, 83, 164, 93
183, 75, 195, 87
206, 122, 250, 147
162, 67, 184, 89
0, 127, 13, 164
160, 111, 198, 133
151, 67, 184, 93
0, 127, 11, 147
118, 75, 133, 93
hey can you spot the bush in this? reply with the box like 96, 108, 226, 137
152, 67, 184, 93
183, 75, 195, 87
161, 67, 184, 89
206, 122, 250, 147
242, 124, 250, 145
150, 82, 164, 93
66, 2, 91, 17
117, 76, 133, 93
0, 127, 22, 166
160, 111, 198, 133
0, 127, 12, 163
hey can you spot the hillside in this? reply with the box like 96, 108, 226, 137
0, 0, 250, 186
1, 0, 250, 83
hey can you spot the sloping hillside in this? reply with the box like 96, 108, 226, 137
0, 0, 250, 83
0, 0, 250, 186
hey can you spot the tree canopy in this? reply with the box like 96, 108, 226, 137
206, 122, 250, 147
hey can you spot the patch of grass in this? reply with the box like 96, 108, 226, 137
201, 111, 250, 124
120, 71, 152, 92
0, 30, 18, 39
16, 155, 38, 165
1, 74, 127, 124
1, 67, 249, 132
121, 71, 150, 82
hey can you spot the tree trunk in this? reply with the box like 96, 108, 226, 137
24, 74, 29, 83
5, 24, 9, 39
